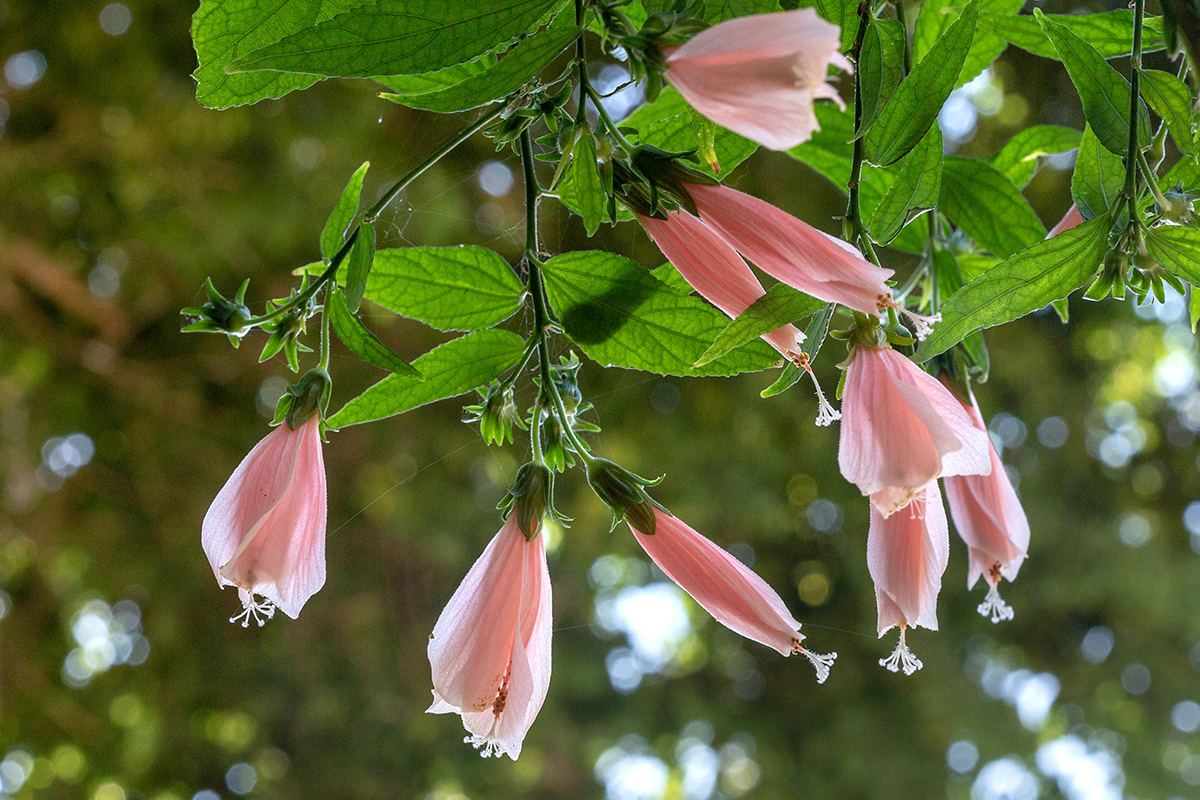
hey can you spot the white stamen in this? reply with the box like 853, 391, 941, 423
801, 648, 838, 684
977, 579, 1015, 623
899, 308, 941, 340
229, 588, 276, 628
466, 735, 503, 758
907, 494, 927, 521
793, 353, 840, 428
879, 627, 923, 675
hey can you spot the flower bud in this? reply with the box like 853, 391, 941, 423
500, 462, 556, 540
585, 458, 662, 534
277, 368, 332, 431
463, 383, 523, 446
181, 278, 253, 343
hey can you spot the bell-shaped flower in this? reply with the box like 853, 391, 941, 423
627, 507, 836, 682
838, 345, 991, 517
664, 8, 851, 150
868, 482, 949, 675
202, 415, 327, 625
1047, 204, 1084, 238
686, 183, 900, 319
639, 208, 805, 358
940, 380, 1030, 623
427, 514, 552, 760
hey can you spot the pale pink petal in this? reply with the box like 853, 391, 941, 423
867, 483, 949, 635
639, 209, 802, 357
688, 184, 894, 314
887, 354, 992, 480
1047, 204, 1084, 238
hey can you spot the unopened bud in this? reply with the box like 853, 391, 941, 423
585, 458, 663, 534
463, 383, 523, 446
280, 368, 331, 430
181, 278, 253, 341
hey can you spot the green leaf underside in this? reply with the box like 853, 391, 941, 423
939, 156, 1047, 258
915, 215, 1109, 361
373, 55, 496, 96
192, 0, 372, 109
810, 0, 860, 50
917, 0, 1023, 89
1035, 9, 1152, 155
1164, 154, 1200, 193
571, 132, 605, 236
541, 251, 779, 377
983, 11, 1166, 60
651, 262, 693, 293
328, 289, 421, 378
865, 0, 979, 166
644, 0, 782, 22
344, 222, 375, 312
1071, 125, 1125, 220
988, 125, 1083, 187
329, 329, 526, 427
377, 18, 577, 113
321, 161, 369, 263
858, 19, 906, 133
869, 125, 943, 245
694, 284, 825, 367
364, 246, 524, 332
1138, 69, 1196, 158
227, 0, 564, 78
1146, 226, 1200, 285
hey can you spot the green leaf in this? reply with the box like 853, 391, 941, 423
868, 125, 943, 245
931, 246, 989, 378
329, 329, 526, 427
858, 19, 906, 133
321, 161, 369, 263
987, 125, 1082, 188
374, 57, 495, 96
644, 0, 781, 22
651, 262, 692, 294
540, 251, 779, 377
938, 156, 1046, 258
981, 11, 1165, 60
571, 132, 605, 236
365, 246, 524, 331
1139, 68, 1196, 158
377, 19, 577, 112
1146, 225, 1200, 284
693, 284, 824, 367
865, 0, 979, 166
327, 288, 421, 379
1164, 152, 1200, 191
915, 215, 1109, 361
228, 0, 564, 78
1035, 9, 1152, 156
811, 0, 861, 50
1071, 125, 1125, 220
916, 0, 1022, 88
344, 222, 375, 312
191, 0, 372, 109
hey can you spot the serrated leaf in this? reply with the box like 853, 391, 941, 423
321, 161, 369, 263
859, 19, 906, 134
329, 329, 525, 427
571, 131, 605, 236
327, 288, 421, 378
540, 251, 779, 377
865, 0, 978, 166
939, 156, 1046, 258
868, 125, 943, 244
1164, 151, 1200, 191
694, 284, 824, 367
651, 262, 692, 293
344, 221, 375, 312
191, 0, 371, 109
228, 0, 564, 78
1146, 225, 1200, 284
365, 246, 525, 331
987, 125, 1082, 188
1071, 125, 1125, 220
1139, 68, 1196, 158
1035, 9, 1152, 156
931, 246, 989, 378
812, 0, 861, 50
374, 56, 495, 96
916, 0, 1022, 88
915, 215, 1109, 361
981, 10, 1165, 60
377, 18, 577, 112
644, 0, 781, 21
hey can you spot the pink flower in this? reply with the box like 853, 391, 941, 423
867, 482, 949, 675
838, 345, 991, 517
940, 380, 1030, 623
639, 208, 805, 358
628, 507, 836, 682
1046, 204, 1084, 238
664, 8, 851, 150
427, 514, 552, 760
202, 416, 327, 625
686, 184, 898, 319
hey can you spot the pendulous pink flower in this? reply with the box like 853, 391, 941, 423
1046, 204, 1084, 238
940, 379, 1030, 623
628, 507, 836, 682
868, 482, 949, 675
685, 184, 909, 323
664, 8, 852, 150
202, 415, 327, 625
838, 345, 991, 517
427, 513, 552, 760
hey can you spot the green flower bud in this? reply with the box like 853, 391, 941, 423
585, 458, 663, 535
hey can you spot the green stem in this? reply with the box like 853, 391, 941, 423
845, 2, 881, 266
898, 0, 913, 74
318, 287, 332, 371
1124, 0, 1145, 238
249, 227, 359, 326
584, 83, 637, 154
1137, 147, 1171, 208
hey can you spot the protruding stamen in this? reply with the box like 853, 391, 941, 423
907, 494, 927, 521
790, 350, 841, 427
880, 298, 941, 340
802, 649, 837, 684
977, 579, 1015, 624
879, 626, 923, 675
465, 735, 503, 758
229, 588, 276, 628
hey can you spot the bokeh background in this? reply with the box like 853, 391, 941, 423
2, 1, 1200, 799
